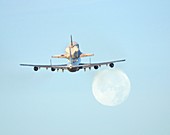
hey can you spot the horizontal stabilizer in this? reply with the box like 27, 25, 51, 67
52, 54, 68, 58
80, 53, 94, 58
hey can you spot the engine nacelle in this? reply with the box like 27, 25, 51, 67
51, 67, 56, 71
94, 65, 98, 70
34, 66, 38, 71
109, 63, 114, 68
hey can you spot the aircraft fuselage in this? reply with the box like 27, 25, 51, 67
67, 58, 81, 72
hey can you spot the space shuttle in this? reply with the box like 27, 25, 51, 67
52, 35, 94, 59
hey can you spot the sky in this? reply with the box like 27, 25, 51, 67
0, 0, 170, 135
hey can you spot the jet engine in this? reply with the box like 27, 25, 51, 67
34, 66, 38, 71
109, 63, 114, 68
51, 67, 55, 71
94, 65, 98, 70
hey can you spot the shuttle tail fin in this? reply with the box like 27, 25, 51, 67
69, 35, 73, 64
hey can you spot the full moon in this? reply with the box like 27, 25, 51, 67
92, 68, 131, 106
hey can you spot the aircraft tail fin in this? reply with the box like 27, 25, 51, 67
70, 35, 73, 47
69, 35, 73, 64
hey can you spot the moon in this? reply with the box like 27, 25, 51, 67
92, 68, 131, 106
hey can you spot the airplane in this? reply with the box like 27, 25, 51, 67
20, 35, 125, 72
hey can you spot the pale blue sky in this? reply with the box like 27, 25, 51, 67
0, 0, 170, 135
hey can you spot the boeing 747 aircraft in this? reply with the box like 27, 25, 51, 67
20, 35, 125, 72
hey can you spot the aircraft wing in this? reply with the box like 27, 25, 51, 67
78, 59, 126, 68
20, 59, 125, 72
20, 64, 68, 71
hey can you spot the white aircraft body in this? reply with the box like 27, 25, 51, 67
20, 35, 125, 72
